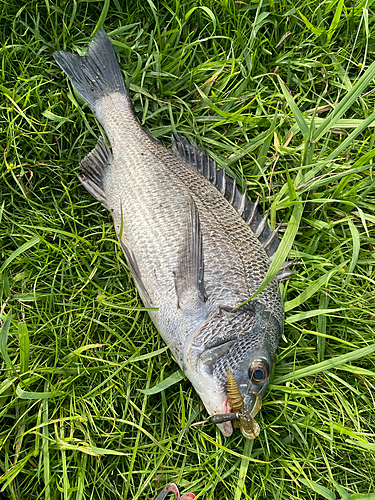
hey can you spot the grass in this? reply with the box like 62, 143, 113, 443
1, 0, 375, 498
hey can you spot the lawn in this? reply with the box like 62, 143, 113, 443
1, 0, 375, 499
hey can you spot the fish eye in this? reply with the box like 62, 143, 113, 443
248, 359, 269, 383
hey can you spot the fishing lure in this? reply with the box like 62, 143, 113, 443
212, 370, 262, 439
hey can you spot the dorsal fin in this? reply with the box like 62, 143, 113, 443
172, 133, 281, 259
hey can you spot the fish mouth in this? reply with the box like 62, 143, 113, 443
228, 390, 262, 439
227, 368, 262, 439
211, 394, 262, 439
211, 370, 262, 439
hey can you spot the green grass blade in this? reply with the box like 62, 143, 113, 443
257, 111, 278, 170
75, 454, 87, 500
317, 292, 329, 361
200, 433, 267, 463
284, 262, 348, 312
286, 308, 345, 324
0, 236, 39, 272
285, 165, 297, 201
42, 110, 73, 124
138, 370, 184, 395
16, 385, 62, 399
278, 77, 309, 139
234, 439, 254, 500
0, 312, 13, 370
0, 201, 4, 225
18, 322, 30, 374
59, 418, 70, 500
345, 439, 375, 452
337, 364, 375, 377
185, 6, 217, 32
93, 0, 110, 33
291, 117, 375, 135
344, 219, 360, 286
313, 60, 375, 142
297, 11, 325, 36
299, 478, 335, 500
0, 451, 35, 490
130, 345, 171, 362
274, 343, 375, 384
42, 387, 50, 500
240, 202, 304, 305
327, 0, 345, 43
331, 479, 352, 500
195, 86, 268, 126
57, 442, 127, 456
324, 111, 375, 162
297, 163, 372, 194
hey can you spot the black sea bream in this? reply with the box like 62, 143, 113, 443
54, 30, 291, 438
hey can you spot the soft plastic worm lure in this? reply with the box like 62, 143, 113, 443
212, 370, 262, 439
226, 369, 244, 413
239, 407, 261, 440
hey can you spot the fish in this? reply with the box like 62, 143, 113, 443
53, 30, 293, 438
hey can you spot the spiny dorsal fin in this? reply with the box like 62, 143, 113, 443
276, 258, 299, 281
79, 136, 112, 209
172, 133, 281, 259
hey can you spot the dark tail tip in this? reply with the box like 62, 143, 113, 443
53, 30, 128, 111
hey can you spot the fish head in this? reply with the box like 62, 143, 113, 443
227, 301, 282, 423
232, 348, 271, 415
187, 300, 282, 436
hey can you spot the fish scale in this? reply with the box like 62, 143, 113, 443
53, 30, 290, 438
99, 94, 277, 315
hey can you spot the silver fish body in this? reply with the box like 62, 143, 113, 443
54, 30, 286, 437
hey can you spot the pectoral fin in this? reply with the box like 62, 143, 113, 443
174, 198, 206, 309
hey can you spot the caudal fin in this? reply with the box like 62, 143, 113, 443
53, 30, 128, 111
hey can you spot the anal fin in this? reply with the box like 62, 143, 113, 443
118, 237, 154, 307
79, 136, 112, 209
